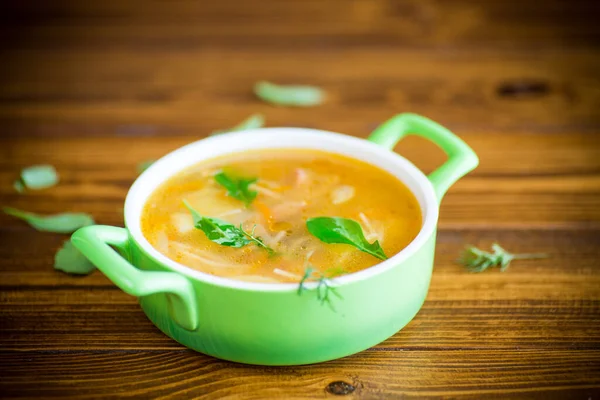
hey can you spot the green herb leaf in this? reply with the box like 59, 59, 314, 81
297, 266, 315, 296
3, 207, 95, 233
316, 276, 342, 309
306, 217, 387, 260
137, 160, 155, 174
16, 164, 59, 191
13, 180, 25, 193
214, 172, 258, 206
183, 200, 250, 248
54, 240, 96, 275
242, 224, 275, 255
297, 265, 343, 311
459, 243, 547, 273
254, 81, 325, 107
184, 201, 274, 252
210, 113, 265, 136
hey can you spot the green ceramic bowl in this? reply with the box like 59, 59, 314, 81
72, 113, 478, 365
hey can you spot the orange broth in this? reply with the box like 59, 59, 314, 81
141, 149, 422, 283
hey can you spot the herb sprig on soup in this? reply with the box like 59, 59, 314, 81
141, 149, 422, 286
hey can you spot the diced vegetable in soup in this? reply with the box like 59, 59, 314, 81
141, 150, 422, 284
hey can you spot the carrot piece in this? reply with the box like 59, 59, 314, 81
254, 200, 275, 231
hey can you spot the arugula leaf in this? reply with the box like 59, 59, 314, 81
306, 217, 387, 260
183, 200, 274, 253
214, 172, 258, 206
254, 81, 325, 107
183, 200, 250, 247
54, 240, 96, 275
15, 164, 59, 191
210, 113, 265, 136
3, 207, 95, 233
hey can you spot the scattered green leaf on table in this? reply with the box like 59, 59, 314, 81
210, 113, 265, 136
214, 172, 258, 206
15, 164, 59, 191
13, 180, 25, 193
54, 240, 96, 275
254, 81, 325, 107
3, 207, 95, 233
306, 217, 387, 260
459, 243, 548, 272
184, 200, 273, 252
137, 160, 155, 174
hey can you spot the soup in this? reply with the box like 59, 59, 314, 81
141, 149, 422, 284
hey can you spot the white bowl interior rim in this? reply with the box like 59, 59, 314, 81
125, 128, 439, 292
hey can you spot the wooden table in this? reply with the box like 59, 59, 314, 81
1, 1, 599, 398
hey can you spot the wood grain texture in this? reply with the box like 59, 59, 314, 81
1, 0, 599, 49
1, 0, 599, 398
1, 350, 599, 399
1, 48, 598, 134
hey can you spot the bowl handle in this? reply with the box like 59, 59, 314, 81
367, 113, 478, 201
71, 225, 199, 331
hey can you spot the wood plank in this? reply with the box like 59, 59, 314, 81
1, 0, 599, 397
0, 49, 598, 134
3, 134, 599, 176
2, 0, 599, 49
0, 350, 598, 399
1, 297, 598, 352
